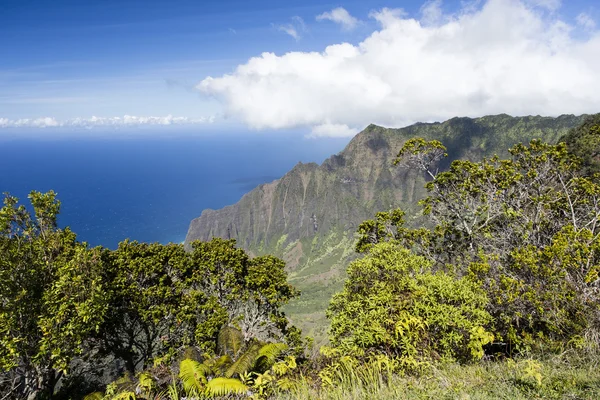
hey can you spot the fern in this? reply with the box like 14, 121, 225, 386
217, 326, 244, 357
210, 354, 233, 375
206, 377, 248, 396
255, 343, 289, 372
258, 343, 288, 361
225, 342, 261, 378
179, 358, 211, 393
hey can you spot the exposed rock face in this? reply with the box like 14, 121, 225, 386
186, 124, 418, 255
185, 114, 585, 340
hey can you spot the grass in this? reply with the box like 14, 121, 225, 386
278, 351, 600, 400
88, 349, 600, 399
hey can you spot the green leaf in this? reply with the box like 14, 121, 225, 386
179, 358, 210, 392
206, 377, 248, 396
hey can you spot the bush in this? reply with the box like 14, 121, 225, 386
361, 137, 600, 350
327, 242, 493, 369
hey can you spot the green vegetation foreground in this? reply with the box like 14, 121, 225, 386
1, 114, 600, 399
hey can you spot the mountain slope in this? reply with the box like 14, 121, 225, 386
185, 114, 585, 340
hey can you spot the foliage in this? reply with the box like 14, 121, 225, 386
96, 240, 203, 373
92, 237, 300, 376
0, 191, 301, 399
186, 238, 299, 341
188, 239, 300, 348
393, 137, 447, 179
92, 347, 600, 399
560, 113, 600, 176
0, 191, 108, 400
327, 242, 493, 368
98, 326, 296, 399
358, 137, 600, 350
354, 209, 407, 254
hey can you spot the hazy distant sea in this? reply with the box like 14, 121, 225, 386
0, 129, 350, 248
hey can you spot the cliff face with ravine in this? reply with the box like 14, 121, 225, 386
185, 114, 586, 340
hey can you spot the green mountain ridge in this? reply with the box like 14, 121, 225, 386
185, 114, 586, 340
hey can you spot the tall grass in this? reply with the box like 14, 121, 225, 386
279, 351, 600, 400
94, 349, 600, 399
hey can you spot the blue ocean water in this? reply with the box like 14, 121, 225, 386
0, 129, 350, 248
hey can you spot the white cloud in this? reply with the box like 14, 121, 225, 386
0, 115, 214, 129
275, 16, 306, 41
197, 0, 600, 138
577, 13, 596, 31
316, 7, 360, 31
0, 117, 60, 128
420, 0, 444, 26
308, 123, 357, 138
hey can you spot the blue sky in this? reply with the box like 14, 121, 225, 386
1, 0, 599, 135
0, 0, 396, 119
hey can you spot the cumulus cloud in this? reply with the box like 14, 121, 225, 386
0, 115, 214, 129
197, 0, 600, 138
275, 16, 306, 41
316, 7, 360, 31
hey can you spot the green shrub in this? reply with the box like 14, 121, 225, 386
327, 242, 493, 368
360, 136, 600, 351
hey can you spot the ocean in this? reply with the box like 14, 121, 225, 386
0, 129, 350, 248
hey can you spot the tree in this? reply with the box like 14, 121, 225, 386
1, 192, 302, 398
358, 137, 600, 349
95, 240, 212, 374
96, 238, 301, 375
0, 192, 107, 400
188, 239, 300, 348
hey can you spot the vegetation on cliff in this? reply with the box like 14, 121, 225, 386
185, 114, 587, 340
2, 114, 600, 399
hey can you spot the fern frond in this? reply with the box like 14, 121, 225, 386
206, 377, 248, 396
179, 358, 210, 393
225, 342, 261, 378
255, 342, 288, 372
206, 354, 233, 375
217, 325, 244, 356
259, 343, 288, 363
